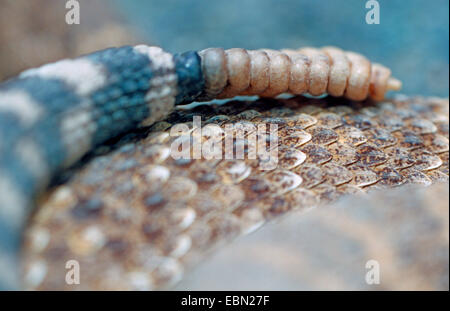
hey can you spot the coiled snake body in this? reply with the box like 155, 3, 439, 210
0, 45, 447, 290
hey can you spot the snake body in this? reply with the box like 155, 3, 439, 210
0, 45, 447, 290
0, 45, 204, 289
174, 183, 449, 290
21, 94, 449, 290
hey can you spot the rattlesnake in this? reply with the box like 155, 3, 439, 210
0, 45, 448, 290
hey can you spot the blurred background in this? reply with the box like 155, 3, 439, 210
0, 0, 448, 97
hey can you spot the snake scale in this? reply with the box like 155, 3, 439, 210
174, 183, 449, 290
0, 45, 448, 290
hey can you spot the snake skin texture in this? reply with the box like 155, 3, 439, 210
174, 183, 449, 290
21, 95, 449, 290
0, 45, 401, 289
0, 45, 203, 289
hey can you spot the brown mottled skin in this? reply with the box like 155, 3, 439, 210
22, 95, 449, 290
175, 183, 449, 290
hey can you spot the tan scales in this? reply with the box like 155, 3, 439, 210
22, 95, 449, 290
